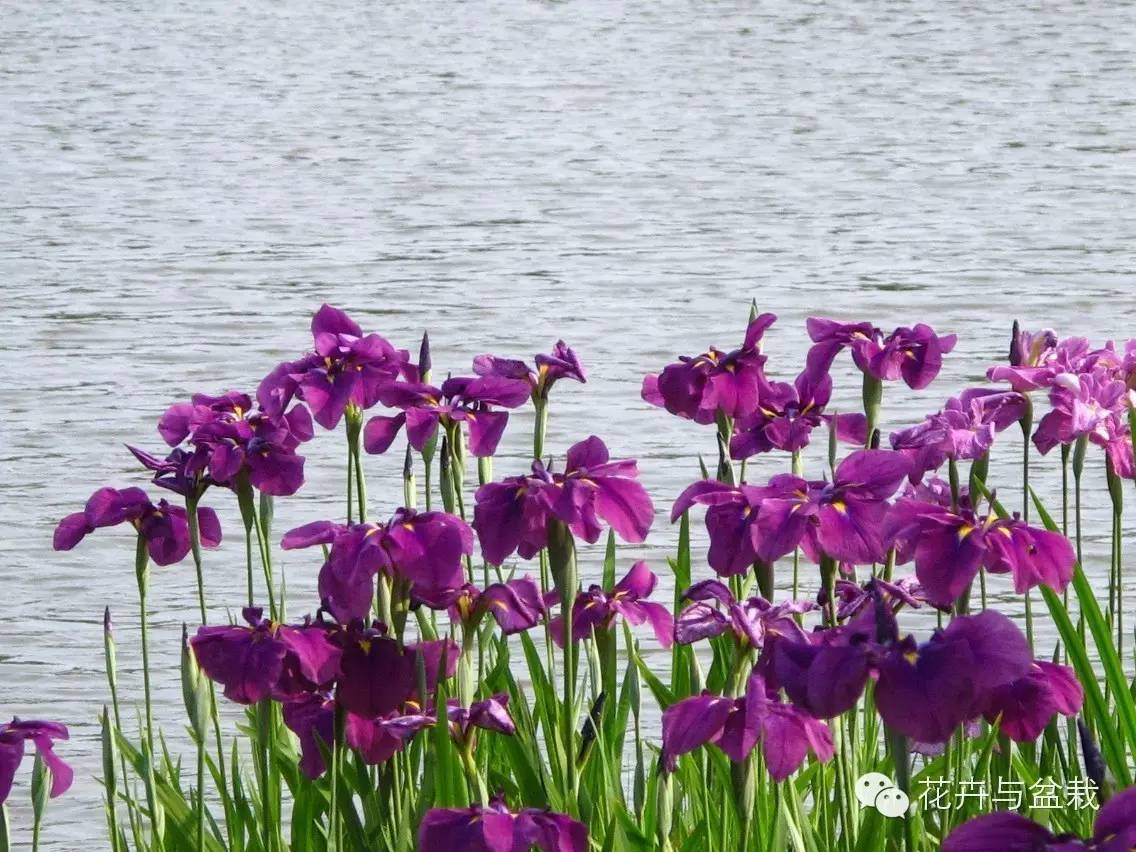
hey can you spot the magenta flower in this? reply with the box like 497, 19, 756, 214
333, 622, 417, 718
831, 575, 927, 620
1033, 370, 1127, 455
446, 694, 515, 743
943, 785, 1136, 851
988, 331, 1115, 393
979, 659, 1082, 742
418, 798, 586, 852
414, 577, 549, 636
190, 608, 341, 705
674, 580, 812, 648
363, 375, 530, 457
473, 340, 586, 401
660, 670, 833, 780
730, 370, 867, 459
806, 318, 957, 389
669, 480, 770, 576
550, 561, 673, 647
641, 313, 777, 423
890, 388, 1027, 483
0, 719, 72, 805
258, 304, 410, 430
473, 436, 653, 566
886, 496, 1074, 607
54, 486, 222, 566
281, 509, 473, 622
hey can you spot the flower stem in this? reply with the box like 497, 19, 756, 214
134, 535, 164, 850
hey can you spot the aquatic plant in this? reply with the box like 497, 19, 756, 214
24, 303, 1136, 851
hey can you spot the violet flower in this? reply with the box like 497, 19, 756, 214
258, 304, 410, 430
730, 370, 867, 459
190, 608, 341, 705
363, 375, 530, 457
890, 388, 1027, 483
979, 659, 1083, 742
281, 509, 474, 622
550, 561, 674, 647
446, 694, 515, 743
988, 331, 1115, 393
418, 798, 587, 852
1033, 370, 1127, 455
54, 486, 222, 566
674, 580, 812, 648
473, 340, 586, 402
660, 670, 833, 780
641, 313, 777, 423
414, 577, 549, 636
943, 785, 1136, 851
473, 436, 653, 566
886, 495, 1075, 608
0, 719, 73, 804
669, 480, 771, 575
806, 318, 957, 389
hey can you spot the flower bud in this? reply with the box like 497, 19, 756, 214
100, 707, 117, 801
180, 624, 210, 742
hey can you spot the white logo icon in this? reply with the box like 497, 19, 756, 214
856, 773, 910, 818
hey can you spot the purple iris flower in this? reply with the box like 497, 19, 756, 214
54, 486, 222, 566
979, 659, 1082, 742
362, 375, 530, 457
446, 694, 516, 743
190, 608, 341, 705
473, 340, 587, 402
730, 370, 867, 459
943, 785, 1136, 852
890, 388, 1028, 483
1033, 370, 1127, 455
150, 390, 314, 496
414, 577, 549, 636
669, 480, 771, 576
550, 561, 674, 647
886, 495, 1075, 608
418, 798, 587, 852
258, 304, 410, 430
805, 318, 957, 389
473, 436, 653, 566
281, 509, 474, 622
641, 313, 777, 424
127, 446, 206, 497
988, 332, 1115, 393
660, 670, 833, 780
333, 622, 418, 718
830, 575, 927, 620
674, 580, 813, 648
0, 719, 72, 805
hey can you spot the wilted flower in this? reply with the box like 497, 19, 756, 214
54, 486, 222, 565
642, 313, 777, 423
363, 375, 530, 457
943, 784, 1135, 851
806, 318, 957, 389
0, 719, 73, 805
660, 670, 833, 780
674, 580, 812, 648
258, 304, 410, 430
551, 561, 673, 647
474, 340, 586, 402
281, 509, 474, 622
418, 798, 587, 852
473, 436, 653, 565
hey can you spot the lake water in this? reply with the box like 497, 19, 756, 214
3, 0, 1136, 846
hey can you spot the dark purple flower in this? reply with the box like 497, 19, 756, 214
190, 608, 341, 705
258, 304, 410, 430
979, 659, 1083, 742
550, 561, 674, 647
731, 370, 867, 459
670, 480, 771, 576
126, 447, 206, 497
642, 314, 777, 424
418, 797, 587, 852
473, 340, 586, 402
446, 694, 515, 743
890, 388, 1027, 483
363, 375, 530, 457
415, 577, 549, 636
281, 509, 473, 622
660, 670, 833, 780
806, 319, 957, 390
334, 622, 417, 718
53, 486, 222, 566
675, 580, 812, 648
944, 785, 1136, 851
886, 497, 1074, 608
0, 719, 72, 805
473, 436, 653, 565
830, 575, 927, 620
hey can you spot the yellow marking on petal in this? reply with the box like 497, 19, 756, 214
832, 501, 847, 514
904, 650, 919, 664
957, 524, 974, 540
358, 639, 372, 654
997, 526, 1013, 538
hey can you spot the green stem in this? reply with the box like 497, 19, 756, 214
134, 536, 163, 850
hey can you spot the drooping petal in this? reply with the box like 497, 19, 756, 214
593, 476, 654, 544
363, 413, 407, 455
942, 812, 1059, 852
466, 410, 510, 457
281, 521, 345, 550
335, 634, 415, 718
660, 694, 735, 772
191, 626, 286, 705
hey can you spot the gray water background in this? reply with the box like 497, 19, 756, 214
3, 0, 1136, 846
